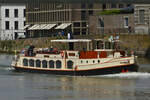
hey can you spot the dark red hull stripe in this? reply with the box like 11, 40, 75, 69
13, 64, 139, 76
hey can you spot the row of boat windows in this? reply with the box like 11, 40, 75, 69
23, 59, 74, 69
81, 60, 100, 64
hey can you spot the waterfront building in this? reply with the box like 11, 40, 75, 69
2, 0, 150, 38
25, 1, 133, 37
134, 4, 150, 34
0, 4, 26, 40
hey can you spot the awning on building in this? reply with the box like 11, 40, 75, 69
43, 24, 56, 29
28, 24, 56, 30
28, 24, 39, 30
55, 23, 72, 29
24, 25, 30, 29
39, 24, 48, 29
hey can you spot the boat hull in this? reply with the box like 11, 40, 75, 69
13, 64, 139, 76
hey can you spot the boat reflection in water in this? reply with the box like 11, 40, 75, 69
35, 75, 136, 100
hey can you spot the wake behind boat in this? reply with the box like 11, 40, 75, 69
11, 38, 139, 76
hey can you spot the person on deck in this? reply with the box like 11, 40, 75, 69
68, 32, 71, 39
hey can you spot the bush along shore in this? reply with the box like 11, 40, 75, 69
0, 34, 149, 57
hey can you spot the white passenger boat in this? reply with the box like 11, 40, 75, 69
11, 39, 139, 76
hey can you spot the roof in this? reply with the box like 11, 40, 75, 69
2, 0, 150, 4
51, 39, 91, 43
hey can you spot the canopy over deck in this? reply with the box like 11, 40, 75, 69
51, 39, 91, 43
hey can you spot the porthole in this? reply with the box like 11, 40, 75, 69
23, 59, 28, 66
56, 60, 61, 69
93, 60, 95, 63
49, 60, 54, 68
86, 61, 88, 63
42, 60, 47, 68
98, 60, 100, 63
36, 60, 41, 67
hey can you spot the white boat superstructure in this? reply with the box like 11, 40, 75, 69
12, 39, 138, 76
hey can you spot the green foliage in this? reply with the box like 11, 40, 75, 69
100, 9, 121, 15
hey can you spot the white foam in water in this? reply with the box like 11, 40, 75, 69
4, 67, 15, 71
100, 72, 150, 79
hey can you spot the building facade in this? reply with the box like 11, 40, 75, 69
134, 4, 150, 34
89, 14, 134, 34
0, 4, 26, 40
25, 2, 132, 37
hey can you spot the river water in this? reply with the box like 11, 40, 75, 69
0, 54, 150, 100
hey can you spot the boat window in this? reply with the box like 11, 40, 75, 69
98, 60, 100, 63
23, 59, 28, 66
93, 60, 95, 63
56, 60, 61, 69
49, 60, 54, 68
67, 60, 73, 69
86, 61, 88, 63
42, 60, 47, 68
81, 60, 83, 63
29, 59, 34, 67
36, 60, 41, 68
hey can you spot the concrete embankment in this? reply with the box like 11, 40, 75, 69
0, 34, 149, 57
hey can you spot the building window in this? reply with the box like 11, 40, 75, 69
139, 10, 145, 24
73, 22, 80, 27
81, 11, 86, 20
5, 21, 9, 30
82, 28, 87, 35
14, 9, 18, 17
24, 21, 26, 26
102, 4, 106, 10
81, 4, 86, 9
24, 9, 26, 17
119, 4, 124, 8
127, 4, 131, 7
124, 17, 129, 28
14, 21, 18, 30
5, 9, 9, 17
88, 4, 93, 9
111, 4, 117, 8
89, 10, 93, 15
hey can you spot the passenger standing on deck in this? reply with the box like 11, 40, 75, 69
68, 32, 71, 39
28, 43, 35, 56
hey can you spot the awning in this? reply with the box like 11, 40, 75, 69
39, 24, 47, 30
28, 24, 56, 30
43, 24, 56, 29
28, 24, 39, 30
55, 23, 71, 29
24, 25, 30, 29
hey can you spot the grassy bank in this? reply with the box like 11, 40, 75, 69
0, 34, 149, 55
